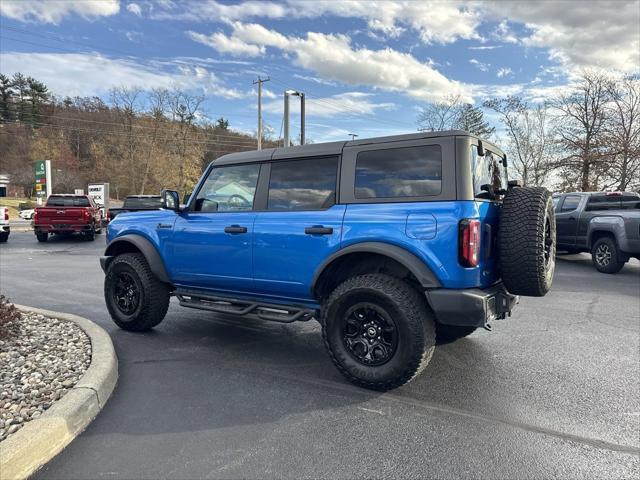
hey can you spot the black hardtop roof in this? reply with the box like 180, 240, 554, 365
126, 194, 161, 198
48, 194, 89, 197
213, 130, 502, 166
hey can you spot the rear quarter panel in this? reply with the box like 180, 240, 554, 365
342, 201, 500, 289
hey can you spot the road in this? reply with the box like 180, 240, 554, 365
0, 232, 638, 479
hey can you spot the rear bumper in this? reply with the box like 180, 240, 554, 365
426, 283, 519, 327
35, 224, 94, 234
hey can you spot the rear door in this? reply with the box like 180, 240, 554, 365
169, 163, 261, 293
555, 194, 582, 246
252, 156, 344, 300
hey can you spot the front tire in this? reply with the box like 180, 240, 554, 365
104, 253, 170, 331
322, 274, 435, 391
591, 237, 625, 274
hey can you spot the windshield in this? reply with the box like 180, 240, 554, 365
471, 146, 508, 200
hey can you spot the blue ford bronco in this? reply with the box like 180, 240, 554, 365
101, 131, 556, 390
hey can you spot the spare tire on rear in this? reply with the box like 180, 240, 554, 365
498, 187, 556, 297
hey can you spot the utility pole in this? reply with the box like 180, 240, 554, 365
253, 77, 270, 150
348, 133, 359, 141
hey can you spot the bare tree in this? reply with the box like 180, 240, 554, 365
552, 71, 612, 191
168, 89, 205, 193
603, 76, 640, 191
417, 94, 463, 132
110, 86, 144, 195
484, 96, 556, 187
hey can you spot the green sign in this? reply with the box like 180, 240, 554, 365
34, 160, 47, 197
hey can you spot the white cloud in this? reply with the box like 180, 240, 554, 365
187, 31, 265, 57
486, 1, 640, 72
0, 52, 251, 100
263, 92, 395, 118
126, 3, 142, 17
154, 0, 480, 44
0, 0, 119, 24
469, 58, 490, 72
468, 45, 501, 51
496, 67, 513, 78
194, 23, 472, 103
125, 31, 143, 43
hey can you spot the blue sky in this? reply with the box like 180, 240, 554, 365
1, 1, 639, 142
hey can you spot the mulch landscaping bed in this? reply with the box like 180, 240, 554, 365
0, 311, 91, 442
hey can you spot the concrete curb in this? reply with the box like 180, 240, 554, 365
0, 306, 118, 480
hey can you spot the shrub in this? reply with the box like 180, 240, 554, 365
0, 295, 20, 340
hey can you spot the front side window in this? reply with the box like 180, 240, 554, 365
193, 164, 259, 212
267, 157, 338, 211
471, 146, 508, 200
355, 145, 442, 199
561, 195, 581, 212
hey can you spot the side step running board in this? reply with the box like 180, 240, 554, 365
175, 290, 316, 324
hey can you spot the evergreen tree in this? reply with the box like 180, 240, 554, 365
0, 74, 13, 122
453, 103, 495, 138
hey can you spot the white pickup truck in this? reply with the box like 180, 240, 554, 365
0, 206, 10, 243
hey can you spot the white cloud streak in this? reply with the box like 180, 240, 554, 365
0, 0, 119, 24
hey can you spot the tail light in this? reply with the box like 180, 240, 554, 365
106, 210, 111, 221
4, 209, 8, 221
83, 210, 91, 220
459, 219, 481, 267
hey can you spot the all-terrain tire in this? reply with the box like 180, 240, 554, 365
322, 274, 436, 391
0, 233, 8, 243
104, 253, 170, 331
591, 237, 625, 274
36, 232, 48, 243
436, 324, 477, 345
499, 187, 556, 296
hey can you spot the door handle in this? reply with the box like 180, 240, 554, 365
224, 225, 248, 234
305, 225, 333, 235
156, 223, 173, 229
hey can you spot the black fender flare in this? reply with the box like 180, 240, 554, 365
311, 242, 441, 296
102, 234, 170, 283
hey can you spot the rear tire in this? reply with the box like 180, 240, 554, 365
499, 187, 556, 296
591, 237, 625, 274
0, 233, 8, 243
322, 274, 435, 391
436, 324, 477, 345
36, 232, 48, 243
104, 253, 170, 331
84, 227, 96, 241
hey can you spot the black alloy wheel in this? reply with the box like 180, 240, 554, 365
113, 271, 141, 315
342, 303, 398, 366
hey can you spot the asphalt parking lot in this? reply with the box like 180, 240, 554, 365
0, 231, 638, 479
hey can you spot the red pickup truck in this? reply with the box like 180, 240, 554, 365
34, 194, 103, 242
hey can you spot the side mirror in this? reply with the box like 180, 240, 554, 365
477, 140, 485, 156
161, 190, 180, 211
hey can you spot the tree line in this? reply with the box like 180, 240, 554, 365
0, 72, 268, 198
417, 71, 639, 192
0, 70, 637, 199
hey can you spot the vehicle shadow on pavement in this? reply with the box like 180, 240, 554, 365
90, 311, 498, 438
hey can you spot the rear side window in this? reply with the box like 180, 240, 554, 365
355, 145, 442, 199
587, 193, 640, 211
561, 195, 581, 212
268, 157, 338, 211
46, 196, 90, 207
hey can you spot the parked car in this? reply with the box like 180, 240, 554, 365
34, 194, 103, 242
101, 130, 556, 391
106, 195, 162, 222
19, 208, 35, 220
554, 191, 640, 273
0, 206, 9, 243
